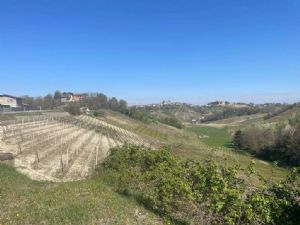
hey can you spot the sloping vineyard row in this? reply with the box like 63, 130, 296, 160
0, 113, 149, 181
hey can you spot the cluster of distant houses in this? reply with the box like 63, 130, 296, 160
58, 92, 90, 114
0, 92, 88, 113
135, 100, 193, 109
58, 92, 87, 103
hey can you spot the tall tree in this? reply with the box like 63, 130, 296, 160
54, 90, 62, 100
43, 94, 55, 109
119, 99, 128, 113
108, 97, 119, 111
96, 93, 108, 108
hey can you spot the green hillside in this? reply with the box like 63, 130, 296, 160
0, 163, 161, 225
265, 103, 300, 123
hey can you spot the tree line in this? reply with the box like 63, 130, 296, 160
233, 113, 300, 167
22, 91, 128, 114
201, 107, 261, 122
194, 103, 292, 123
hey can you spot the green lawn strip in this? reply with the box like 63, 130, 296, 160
186, 125, 232, 148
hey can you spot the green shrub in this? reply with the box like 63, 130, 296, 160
98, 145, 300, 225
65, 103, 81, 115
160, 116, 184, 129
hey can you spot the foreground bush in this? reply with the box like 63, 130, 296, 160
97, 145, 300, 225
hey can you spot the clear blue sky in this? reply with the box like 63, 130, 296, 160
0, 0, 299, 105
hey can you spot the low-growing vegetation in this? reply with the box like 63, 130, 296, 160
97, 145, 300, 225
0, 163, 161, 225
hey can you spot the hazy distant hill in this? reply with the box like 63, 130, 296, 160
132, 101, 292, 124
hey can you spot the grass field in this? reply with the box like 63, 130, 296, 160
0, 163, 161, 225
181, 125, 289, 182
186, 125, 232, 148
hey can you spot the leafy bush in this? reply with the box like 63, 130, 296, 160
65, 103, 81, 115
160, 116, 184, 129
97, 145, 300, 224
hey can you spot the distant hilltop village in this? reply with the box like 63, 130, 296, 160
134, 100, 252, 109
134, 100, 193, 108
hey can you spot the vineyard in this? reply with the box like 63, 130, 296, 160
0, 112, 148, 181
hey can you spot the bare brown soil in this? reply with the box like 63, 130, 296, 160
0, 114, 148, 182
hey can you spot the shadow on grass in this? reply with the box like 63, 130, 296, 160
224, 141, 234, 148
118, 190, 189, 225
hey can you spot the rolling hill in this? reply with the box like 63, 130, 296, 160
0, 108, 298, 224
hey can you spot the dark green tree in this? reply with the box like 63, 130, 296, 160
118, 99, 128, 113
54, 90, 62, 100
43, 94, 55, 109
108, 97, 119, 111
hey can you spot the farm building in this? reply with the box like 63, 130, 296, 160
0, 94, 24, 112
60, 92, 74, 103
73, 93, 87, 102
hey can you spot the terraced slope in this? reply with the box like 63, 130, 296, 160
0, 113, 148, 181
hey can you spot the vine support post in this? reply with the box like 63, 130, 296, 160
18, 142, 22, 154
60, 155, 64, 172
95, 146, 99, 167
35, 151, 39, 163
66, 148, 69, 167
